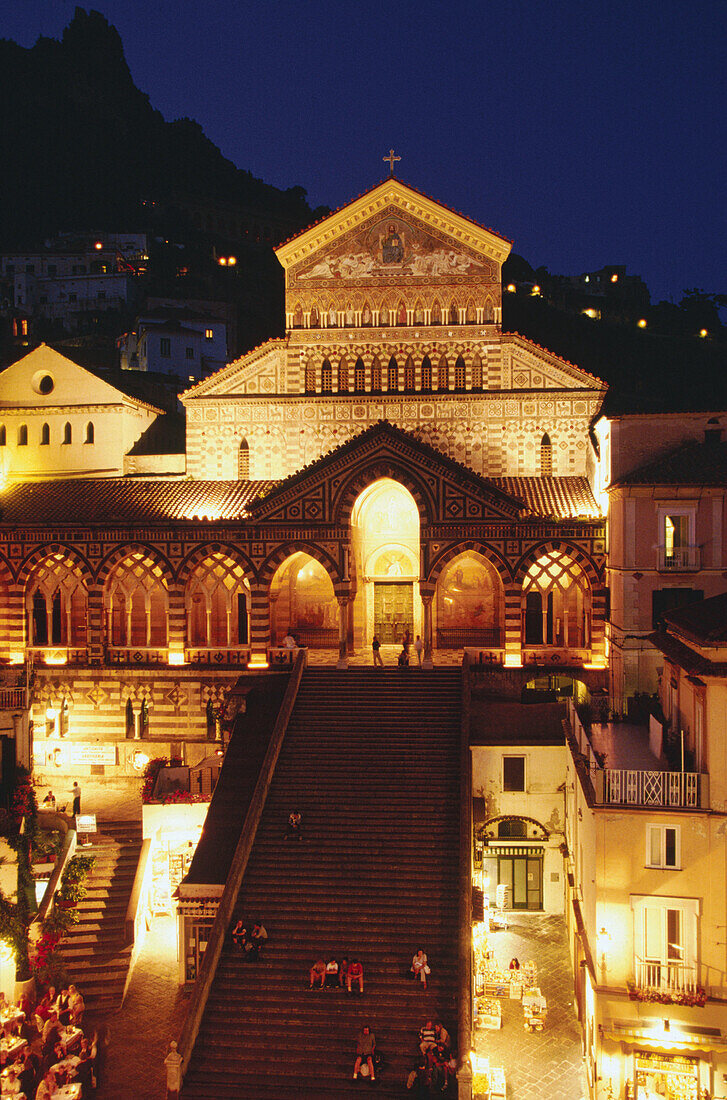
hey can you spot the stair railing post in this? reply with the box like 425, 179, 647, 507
457, 651, 473, 1100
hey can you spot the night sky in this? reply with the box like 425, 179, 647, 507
4, 1, 726, 303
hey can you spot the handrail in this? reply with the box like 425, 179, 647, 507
177, 651, 306, 1077
457, 652, 473, 1097
30, 824, 77, 953
124, 838, 152, 945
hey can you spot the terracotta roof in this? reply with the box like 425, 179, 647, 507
276, 176, 513, 251
661, 591, 727, 645
649, 628, 727, 678
610, 441, 727, 488
470, 701, 565, 745
490, 477, 601, 520
0, 478, 275, 524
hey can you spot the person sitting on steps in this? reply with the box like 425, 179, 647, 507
324, 957, 339, 988
347, 957, 364, 994
353, 1025, 375, 1081
245, 922, 267, 959
309, 959, 326, 989
411, 949, 430, 988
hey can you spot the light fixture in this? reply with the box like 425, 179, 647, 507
506, 283, 516, 293
133, 750, 150, 771
699, 328, 708, 338
94, 241, 103, 251
610, 273, 618, 283
637, 318, 647, 329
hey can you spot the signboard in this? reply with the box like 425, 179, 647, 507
32, 742, 117, 768
75, 815, 97, 835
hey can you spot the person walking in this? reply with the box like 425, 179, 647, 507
414, 635, 423, 666
372, 635, 384, 667
71, 782, 81, 816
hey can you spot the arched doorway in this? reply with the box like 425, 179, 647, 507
350, 479, 420, 649
269, 552, 338, 648
434, 551, 504, 650
521, 549, 591, 652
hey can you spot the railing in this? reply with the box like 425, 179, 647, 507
657, 545, 701, 571
267, 646, 309, 668
635, 956, 698, 995
185, 647, 251, 666
457, 652, 473, 1096
289, 627, 337, 648
602, 769, 702, 808
28, 646, 89, 666
106, 646, 168, 665
0, 687, 26, 709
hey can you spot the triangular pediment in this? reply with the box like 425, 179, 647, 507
504, 335, 607, 393
0, 345, 160, 412
276, 179, 512, 286
247, 421, 527, 525
182, 339, 286, 399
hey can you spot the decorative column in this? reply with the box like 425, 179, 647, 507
337, 596, 349, 669
249, 583, 271, 664
167, 583, 186, 662
504, 582, 523, 665
86, 584, 105, 665
420, 583, 434, 669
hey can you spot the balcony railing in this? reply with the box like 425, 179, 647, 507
602, 769, 702, 807
0, 688, 26, 710
657, 545, 701, 571
437, 628, 503, 650
106, 646, 167, 665
635, 956, 697, 995
185, 647, 251, 667
28, 646, 88, 666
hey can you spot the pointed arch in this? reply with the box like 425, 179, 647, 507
85, 421, 94, 444
438, 355, 449, 392
63, 422, 72, 445
321, 358, 333, 394
421, 355, 432, 392
414, 299, 424, 324
371, 356, 382, 393
18, 424, 28, 446
471, 353, 483, 391
466, 299, 476, 323
404, 355, 415, 391
540, 433, 553, 476
354, 357, 366, 393
454, 355, 466, 391
397, 300, 407, 326
25, 550, 89, 648
449, 300, 459, 324
484, 296, 495, 323
292, 303, 303, 328
304, 360, 316, 394
362, 301, 372, 326
431, 300, 442, 325
337, 357, 349, 393
238, 438, 250, 480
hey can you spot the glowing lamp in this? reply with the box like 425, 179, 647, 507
699, 328, 708, 338
248, 657, 269, 669
504, 654, 523, 668
506, 283, 516, 293
531, 285, 541, 296
582, 308, 599, 319
218, 257, 227, 266
228, 256, 237, 266
133, 750, 149, 771
637, 318, 647, 329
94, 241, 103, 250
610, 273, 618, 283
168, 650, 184, 666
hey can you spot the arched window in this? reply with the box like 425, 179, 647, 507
187, 551, 250, 647
454, 355, 466, 391
310, 305, 319, 327
62, 422, 72, 445
471, 354, 483, 391
337, 357, 349, 392
85, 422, 94, 444
354, 358, 366, 393
540, 433, 553, 476
0, 426, 5, 446
18, 424, 28, 446
387, 357, 399, 392
27, 553, 88, 647
238, 439, 250, 480
304, 362, 316, 394
380, 303, 389, 327
40, 423, 50, 446
523, 549, 591, 648
321, 359, 333, 394
421, 357, 432, 392
370, 357, 382, 393
438, 356, 449, 392
106, 552, 168, 648
414, 300, 424, 324
404, 355, 415, 391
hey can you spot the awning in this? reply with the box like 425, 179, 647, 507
602, 1025, 727, 1055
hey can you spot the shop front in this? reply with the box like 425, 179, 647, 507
633, 1052, 699, 1100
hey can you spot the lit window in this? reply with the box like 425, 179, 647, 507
21, 319, 28, 336
611, 273, 618, 283
205, 328, 214, 340
646, 825, 679, 869
238, 439, 250, 479
540, 433, 552, 476
503, 756, 525, 792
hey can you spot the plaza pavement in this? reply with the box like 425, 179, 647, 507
475, 913, 588, 1100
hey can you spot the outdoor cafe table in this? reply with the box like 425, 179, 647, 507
52, 1084, 82, 1100
59, 1028, 83, 1053
0, 1037, 25, 1062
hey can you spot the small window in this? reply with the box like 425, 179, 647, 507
47, 264, 56, 276
40, 423, 50, 445
421, 356, 432, 392
18, 424, 28, 446
85, 422, 94, 444
355, 358, 366, 393
238, 439, 250, 479
160, 337, 171, 357
498, 819, 527, 838
321, 360, 332, 394
503, 756, 525, 792
21, 319, 29, 336
646, 824, 680, 869
205, 328, 214, 340
0, 426, 5, 446
304, 363, 316, 394
387, 357, 398, 392
63, 422, 72, 445
185, 347, 195, 360
540, 433, 553, 476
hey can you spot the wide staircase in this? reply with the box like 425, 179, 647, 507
183, 667, 463, 1099
56, 819, 143, 1012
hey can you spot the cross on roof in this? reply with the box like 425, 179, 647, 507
383, 148, 401, 176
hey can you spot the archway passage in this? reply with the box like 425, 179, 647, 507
27, 553, 88, 648
350, 478, 420, 648
269, 553, 337, 648
435, 551, 504, 649
186, 551, 250, 648
105, 552, 168, 648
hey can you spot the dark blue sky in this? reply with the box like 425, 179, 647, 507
6, 1, 726, 302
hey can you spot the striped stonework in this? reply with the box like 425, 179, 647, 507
249, 585, 271, 658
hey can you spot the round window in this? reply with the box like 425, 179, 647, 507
32, 371, 55, 395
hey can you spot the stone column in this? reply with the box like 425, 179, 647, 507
167, 584, 186, 658
249, 583, 271, 664
337, 596, 349, 669
421, 591, 434, 669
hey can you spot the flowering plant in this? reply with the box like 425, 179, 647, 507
627, 981, 707, 1007
141, 756, 183, 802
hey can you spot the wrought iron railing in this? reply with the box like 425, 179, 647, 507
603, 769, 701, 807
657, 545, 701, 571
635, 956, 697, 994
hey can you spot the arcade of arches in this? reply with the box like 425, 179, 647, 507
12, 478, 603, 667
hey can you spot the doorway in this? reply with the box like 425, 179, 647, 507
496, 846, 543, 909
374, 582, 413, 644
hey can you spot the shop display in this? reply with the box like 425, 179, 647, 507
475, 996, 502, 1029
633, 1053, 699, 1100
472, 1056, 507, 1100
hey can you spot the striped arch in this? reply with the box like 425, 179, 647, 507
333, 461, 435, 529
17, 544, 94, 589
177, 543, 257, 587
426, 541, 513, 587
96, 543, 176, 588
258, 542, 343, 590
513, 540, 603, 590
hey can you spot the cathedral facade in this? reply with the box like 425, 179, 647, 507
0, 178, 608, 781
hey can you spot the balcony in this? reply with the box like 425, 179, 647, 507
657, 545, 701, 571
601, 768, 704, 808
634, 956, 698, 996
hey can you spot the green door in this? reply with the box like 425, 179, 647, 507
497, 847, 543, 910
374, 583, 413, 644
